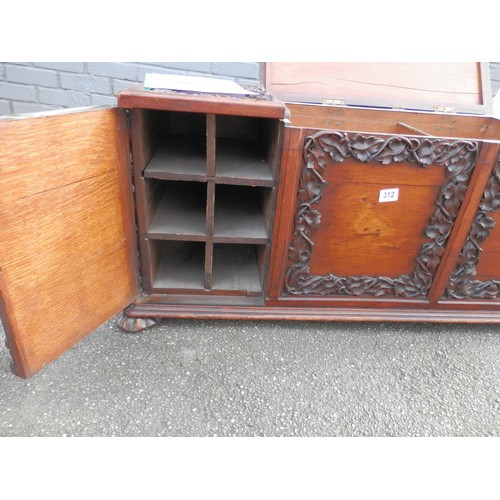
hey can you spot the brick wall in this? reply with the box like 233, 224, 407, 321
0, 62, 499, 116
0, 62, 261, 115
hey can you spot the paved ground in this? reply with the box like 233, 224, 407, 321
1, 316, 500, 437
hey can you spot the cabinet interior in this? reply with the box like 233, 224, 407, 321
131, 108, 281, 299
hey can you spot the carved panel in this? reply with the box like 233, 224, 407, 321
284, 131, 478, 298
446, 154, 500, 299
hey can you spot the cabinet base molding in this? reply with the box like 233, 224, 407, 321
125, 302, 500, 324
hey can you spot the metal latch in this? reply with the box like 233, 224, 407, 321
322, 98, 346, 106
433, 105, 456, 113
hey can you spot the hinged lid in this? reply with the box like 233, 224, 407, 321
263, 63, 493, 115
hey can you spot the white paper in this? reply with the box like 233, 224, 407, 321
379, 188, 399, 203
144, 73, 256, 95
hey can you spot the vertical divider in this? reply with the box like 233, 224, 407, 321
205, 181, 215, 289
204, 114, 217, 289
206, 114, 216, 177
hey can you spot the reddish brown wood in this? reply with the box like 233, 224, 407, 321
115, 311, 159, 333
205, 181, 216, 289
118, 86, 286, 119
264, 63, 493, 115
266, 127, 307, 300
0, 108, 138, 378
428, 143, 500, 303
2, 69, 500, 381
309, 177, 442, 278
206, 114, 216, 177
306, 154, 445, 279
130, 109, 156, 292
127, 300, 500, 323
395, 122, 431, 136
285, 103, 500, 140
279, 129, 479, 300
443, 150, 500, 299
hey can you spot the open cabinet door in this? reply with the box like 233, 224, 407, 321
0, 107, 139, 378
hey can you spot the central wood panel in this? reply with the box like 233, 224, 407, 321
309, 159, 444, 278
281, 129, 480, 299
475, 212, 500, 281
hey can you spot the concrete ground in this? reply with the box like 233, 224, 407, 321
1, 316, 500, 437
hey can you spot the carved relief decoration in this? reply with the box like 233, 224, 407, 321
284, 131, 479, 298
446, 154, 500, 299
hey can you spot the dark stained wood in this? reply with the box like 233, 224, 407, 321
429, 143, 500, 302
212, 245, 263, 293
0, 108, 138, 378
206, 114, 216, 177
204, 181, 216, 289
127, 301, 500, 323
153, 241, 206, 290
267, 127, 307, 300
130, 109, 156, 292
285, 103, 500, 140
144, 135, 207, 181
281, 129, 479, 299
264, 62, 493, 115
213, 185, 269, 243
118, 85, 287, 119
144, 293, 265, 306
215, 138, 274, 186
262, 118, 283, 180
3, 69, 499, 378
147, 181, 207, 240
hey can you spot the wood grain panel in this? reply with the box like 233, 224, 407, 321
118, 86, 287, 119
475, 212, 500, 279
265, 63, 491, 114
310, 177, 442, 277
0, 108, 137, 378
286, 104, 500, 141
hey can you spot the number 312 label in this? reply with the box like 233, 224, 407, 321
379, 188, 399, 203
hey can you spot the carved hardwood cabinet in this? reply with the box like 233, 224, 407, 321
1, 63, 500, 378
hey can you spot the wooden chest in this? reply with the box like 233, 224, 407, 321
1, 62, 499, 378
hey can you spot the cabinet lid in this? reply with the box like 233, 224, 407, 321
263, 62, 493, 115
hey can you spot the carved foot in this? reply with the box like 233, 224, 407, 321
115, 311, 160, 333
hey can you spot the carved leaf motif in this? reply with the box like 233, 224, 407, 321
285, 131, 478, 298
446, 154, 500, 299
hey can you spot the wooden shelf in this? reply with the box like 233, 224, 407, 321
212, 244, 263, 293
213, 186, 269, 243
144, 135, 206, 181
153, 241, 205, 290
135, 105, 282, 298
147, 182, 207, 241
215, 138, 274, 186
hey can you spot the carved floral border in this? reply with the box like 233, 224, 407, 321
284, 131, 479, 298
446, 154, 500, 299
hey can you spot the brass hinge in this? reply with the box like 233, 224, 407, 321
322, 98, 346, 106
433, 105, 456, 113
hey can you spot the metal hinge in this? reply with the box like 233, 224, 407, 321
322, 98, 346, 106
433, 105, 456, 113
